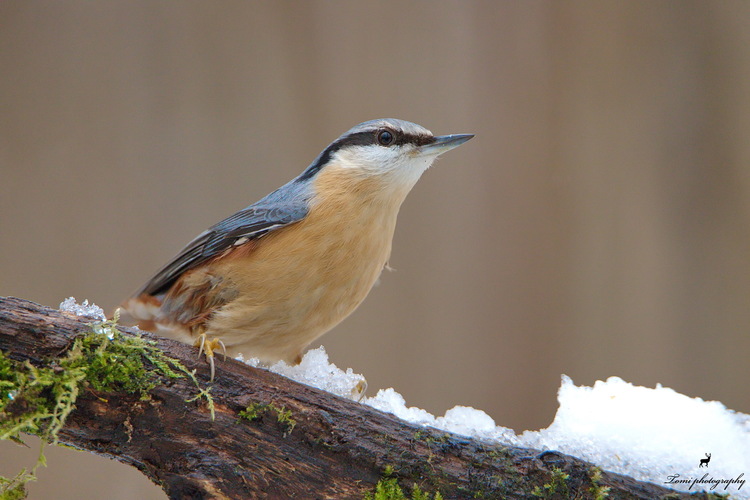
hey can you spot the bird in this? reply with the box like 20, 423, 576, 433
121, 118, 473, 379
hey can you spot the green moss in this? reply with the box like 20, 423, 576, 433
363, 466, 443, 500
410, 484, 442, 500
412, 429, 451, 448
275, 406, 296, 436
588, 467, 610, 500
239, 402, 296, 437
238, 402, 268, 421
365, 475, 406, 500
0, 471, 35, 500
0, 312, 214, 498
531, 466, 570, 498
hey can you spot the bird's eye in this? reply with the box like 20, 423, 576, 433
377, 129, 395, 146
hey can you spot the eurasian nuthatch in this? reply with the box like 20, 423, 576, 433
122, 119, 473, 377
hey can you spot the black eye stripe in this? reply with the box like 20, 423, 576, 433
397, 133, 435, 147
329, 130, 435, 149
297, 129, 435, 181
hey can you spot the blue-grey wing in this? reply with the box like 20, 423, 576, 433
135, 186, 310, 297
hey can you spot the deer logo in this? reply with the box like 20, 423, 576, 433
699, 453, 711, 468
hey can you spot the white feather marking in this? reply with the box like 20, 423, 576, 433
123, 297, 161, 321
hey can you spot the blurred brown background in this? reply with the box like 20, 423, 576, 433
1, 1, 749, 498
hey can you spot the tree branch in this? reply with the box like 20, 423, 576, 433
0, 296, 709, 499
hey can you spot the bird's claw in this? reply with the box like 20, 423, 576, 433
195, 334, 227, 381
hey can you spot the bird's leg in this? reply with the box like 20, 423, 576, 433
195, 332, 227, 381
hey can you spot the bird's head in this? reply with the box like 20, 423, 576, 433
299, 119, 473, 193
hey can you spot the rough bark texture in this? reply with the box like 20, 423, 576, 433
0, 296, 713, 499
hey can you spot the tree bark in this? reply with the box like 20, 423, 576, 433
0, 296, 711, 499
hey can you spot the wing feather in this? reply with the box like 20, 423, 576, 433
135, 188, 309, 297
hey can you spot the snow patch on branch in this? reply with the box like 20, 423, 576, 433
521, 375, 750, 497
59, 297, 106, 321
241, 346, 750, 498
239, 347, 367, 401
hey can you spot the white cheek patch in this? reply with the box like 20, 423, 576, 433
333, 145, 435, 183
334, 145, 401, 172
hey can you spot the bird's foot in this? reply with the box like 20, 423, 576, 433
195, 333, 226, 381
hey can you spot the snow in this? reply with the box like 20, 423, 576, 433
520, 376, 750, 497
240, 348, 749, 498
59, 297, 116, 338
59, 297, 106, 321
364, 388, 518, 444
238, 346, 368, 401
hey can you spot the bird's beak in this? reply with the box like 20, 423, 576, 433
418, 134, 475, 157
